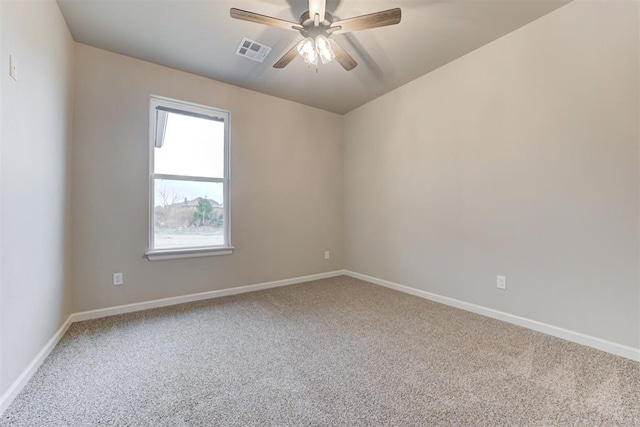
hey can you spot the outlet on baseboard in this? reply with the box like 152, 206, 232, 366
113, 272, 123, 286
497, 275, 506, 290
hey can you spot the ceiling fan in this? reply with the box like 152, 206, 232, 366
230, 0, 401, 71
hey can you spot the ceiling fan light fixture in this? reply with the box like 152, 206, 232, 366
297, 37, 318, 65
306, 50, 319, 66
315, 35, 335, 64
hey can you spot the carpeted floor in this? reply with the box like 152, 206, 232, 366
2, 276, 639, 426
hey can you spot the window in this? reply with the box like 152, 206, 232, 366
146, 96, 232, 260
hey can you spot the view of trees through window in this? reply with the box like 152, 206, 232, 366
153, 180, 225, 249
150, 98, 228, 251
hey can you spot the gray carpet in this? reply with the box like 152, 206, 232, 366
2, 276, 639, 426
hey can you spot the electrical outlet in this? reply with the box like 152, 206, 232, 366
9, 54, 17, 81
113, 272, 123, 286
497, 275, 506, 290
324, 251, 330, 260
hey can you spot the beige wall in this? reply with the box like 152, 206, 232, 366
71, 44, 344, 312
0, 0, 75, 395
344, 0, 640, 348
0, 0, 4, 395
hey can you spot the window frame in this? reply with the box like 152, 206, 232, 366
145, 95, 233, 261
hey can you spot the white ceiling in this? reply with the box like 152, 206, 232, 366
57, 0, 570, 114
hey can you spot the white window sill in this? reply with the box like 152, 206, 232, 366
145, 246, 234, 261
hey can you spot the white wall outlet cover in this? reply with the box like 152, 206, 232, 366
324, 251, 330, 260
497, 275, 506, 290
9, 54, 17, 81
113, 273, 123, 286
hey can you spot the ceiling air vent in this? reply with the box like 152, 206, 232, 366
235, 37, 272, 63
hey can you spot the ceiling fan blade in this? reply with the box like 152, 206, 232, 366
330, 8, 401, 34
273, 43, 300, 69
308, 0, 326, 23
329, 39, 357, 71
230, 8, 301, 31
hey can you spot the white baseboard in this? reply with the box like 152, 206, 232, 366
0, 315, 73, 415
344, 270, 640, 362
71, 270, 346, 322
0, 270, 345, 416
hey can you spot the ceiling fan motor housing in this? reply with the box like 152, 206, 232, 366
298, 11, 335, 38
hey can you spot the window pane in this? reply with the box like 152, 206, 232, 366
154, 179, 225, 249
154, 112, 225, 178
